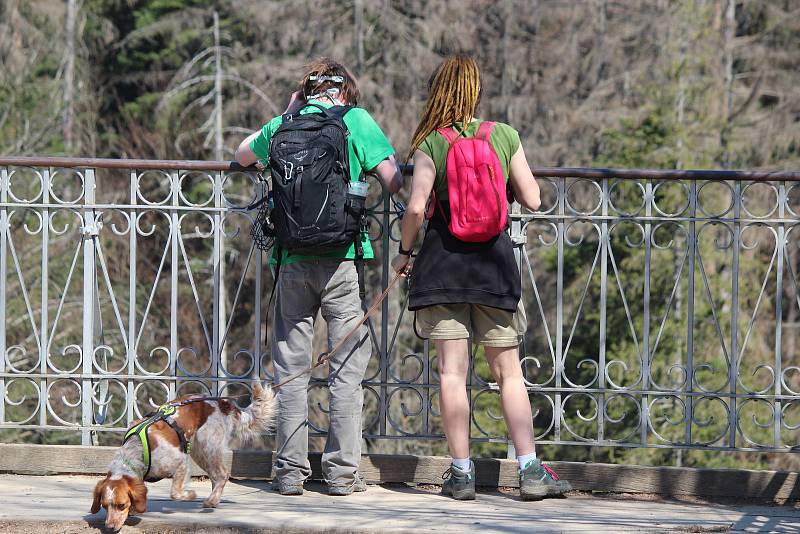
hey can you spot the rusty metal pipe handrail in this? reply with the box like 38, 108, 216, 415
0, 156, 799, 181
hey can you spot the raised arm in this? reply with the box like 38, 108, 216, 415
508, 144, 541, 211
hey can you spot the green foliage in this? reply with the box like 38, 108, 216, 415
598, 111, 677, 169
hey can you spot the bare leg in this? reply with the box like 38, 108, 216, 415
485, 345, 535, 456
436, 338, 471, 459
170, 455, 197, 501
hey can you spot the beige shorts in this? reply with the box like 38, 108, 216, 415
415, 301, 527, 347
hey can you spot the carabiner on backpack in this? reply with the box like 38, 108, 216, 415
282, 160, 295, 184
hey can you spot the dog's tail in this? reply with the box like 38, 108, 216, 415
233, 381, 276, 444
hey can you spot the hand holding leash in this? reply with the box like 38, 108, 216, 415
391, 254, 413, 277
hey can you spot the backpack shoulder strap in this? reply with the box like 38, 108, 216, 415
475, 121, 496, 141
299, 102, 332, 115
328, 105, 353, 120
436, 127, 459, 145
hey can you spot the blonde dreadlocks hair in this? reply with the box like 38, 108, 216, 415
407, 55, 482, 160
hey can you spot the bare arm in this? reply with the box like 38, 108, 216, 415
371, 154, 404, 194
234, 131, 261, 167
508, 144, 541, 211
391, 150, 435, 274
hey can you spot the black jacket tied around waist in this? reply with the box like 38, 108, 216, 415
408, 216, 521, 312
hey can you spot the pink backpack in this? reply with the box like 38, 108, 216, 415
427, 121, 508, 242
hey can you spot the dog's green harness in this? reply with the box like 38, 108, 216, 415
123, 403, 190, 480
122, 395, 247, 479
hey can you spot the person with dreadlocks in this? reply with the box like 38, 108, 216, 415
235, 58, 403, 496
391, 55, 572, 501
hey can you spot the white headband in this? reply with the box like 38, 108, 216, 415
309, 75, 344, 83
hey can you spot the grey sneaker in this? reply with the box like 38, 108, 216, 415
327, 474, 367, 496
519, 459, 571, 500
271, 479, 303, 496
441, 462, 476, 500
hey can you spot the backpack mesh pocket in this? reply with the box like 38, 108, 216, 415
250, 198, 275, 252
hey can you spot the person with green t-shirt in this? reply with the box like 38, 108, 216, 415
235, 58, 403, 497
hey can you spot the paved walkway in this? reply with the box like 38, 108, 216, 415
0, 475, 798, 533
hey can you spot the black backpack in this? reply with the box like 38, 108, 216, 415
267, 103, 366, 256
247, 104, 368, 346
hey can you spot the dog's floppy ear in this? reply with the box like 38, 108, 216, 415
90, 480, 104, 514
127, 477, 148, 514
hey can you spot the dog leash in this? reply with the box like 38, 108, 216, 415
137, 271, 402, 396
272, 271, 403, 390
162, 394, 250, 407
124, 267, 400, 478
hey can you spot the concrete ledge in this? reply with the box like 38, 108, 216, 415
1, 443, 798, 501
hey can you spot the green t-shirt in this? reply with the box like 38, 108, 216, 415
418, 120, 521, 202
250, 100, 395, 265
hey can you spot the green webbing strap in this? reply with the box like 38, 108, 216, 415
123, 404, 179, 479
123, 418, 153, 478
121, 397, 246, 478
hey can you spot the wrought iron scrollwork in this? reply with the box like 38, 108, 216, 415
0, 161, 798, 454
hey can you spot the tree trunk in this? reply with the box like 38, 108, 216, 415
213, 11, 223, 161
354, 0, 364, 74
213, 11, 229, 381
675, 22, 686, 170
63, 0, 78, 154
720, 0, 735, 168
500, 0, 513, 122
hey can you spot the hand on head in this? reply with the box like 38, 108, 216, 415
283, 91, 306, 114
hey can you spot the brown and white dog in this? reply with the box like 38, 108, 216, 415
90, 382, 275, 531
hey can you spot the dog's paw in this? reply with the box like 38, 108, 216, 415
202, 498, 219, 508
172, 490, 197, 501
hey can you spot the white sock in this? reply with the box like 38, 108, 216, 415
517, 452, 537, 469
451, 457, 471, 471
